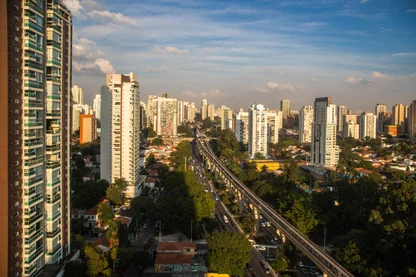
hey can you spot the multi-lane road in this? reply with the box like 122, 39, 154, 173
191, 143, 277, 277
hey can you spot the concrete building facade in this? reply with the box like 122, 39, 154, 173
299, 106, 314, 144
311, 97, 339, 167
359, 112, 377, 139
101, 73, 140, 186
248, 104, 268, 158
409, 100, 416, 143
337, 105, 347, 132
0, 1, 73, 276
80, 114, 97, 144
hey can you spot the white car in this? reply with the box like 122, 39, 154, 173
257, 246, 266, 251
260, 222, 266, 228
215, 196, 219, 201
259, 214, 263, 220
265, 221, 271, 227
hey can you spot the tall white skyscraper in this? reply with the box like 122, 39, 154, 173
311, 97, 339, 167
101, 73, 140, 186
337, 105, 347, 132
392, 104, 405, 135
409, 100, 416, 143
220, 105, 233, 130
177, 101, 185, 125
208, 104, 215, 120
93, 94, 101, 120
153, 95, 178, 136
248, 104, 268, 158
72, 85, 84, 104
359, 112, 377, 139
266, 111, 279, 144
234, 110, 249, 144
299, 105, 314, 143
201, 99, 208, 120
343, 115, 359, 139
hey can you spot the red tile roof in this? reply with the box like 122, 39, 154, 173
155, 253, 193, 265
356, 168, 374, 175
93, 237, 110, 248
145, 177, 157, 183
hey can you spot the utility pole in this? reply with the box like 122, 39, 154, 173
324, 226, 327, 251
190, 220, 193, 242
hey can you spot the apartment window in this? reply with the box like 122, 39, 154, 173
14, 252, 19, 258
15, 181, 19, 186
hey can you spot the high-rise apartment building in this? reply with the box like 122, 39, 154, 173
201, 99, 208, 120
101, 73, 140, 185
343, 115, 359, 139
280, 100, 290, 127
71, 85, 83, 105
93, 94, 101, 120
359, 112, 377, 139
266, 111, 279, 144
299, 106, 314, 143
139, 101, 148, 129
80, 114, 97, 144
207, 104, 215, 120
220, 106, 233, 130
248, 104, 268, 158
177, 101, 185, 125
147, 95, 158, 127
234, 110, 249, 144
0, 1, 72, 276
375, 104, 388, 134
311, 97, 339, 167
408, 100, 416, 143
153, 95, 178, 136
185, 102, 196, 122
392, 104, 405, 135
337, 105, 347, 132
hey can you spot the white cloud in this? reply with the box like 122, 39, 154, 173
152, 46, 190, 55
360, 0, 370, 3
392, 52, 416, 57
63, 0, 83, 17
406, 9, 416, 13
253, 82, 304, 93
73, 58, 115, 74
304, 21, 326, 27
200, 89, 225, 98
311, 76, 317, 81
344, 77, 361, 84
182, 90, 196, 97
371, 71, 388, 79
88, 10, 139, 26
145, 66, 168, 72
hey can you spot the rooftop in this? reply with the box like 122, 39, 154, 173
155, 253, 193, 265
157, 242, 196, 251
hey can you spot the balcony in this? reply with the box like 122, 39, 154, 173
24, 175, 43, 187
25, 228, 43, 245
24, 120, 43, 127
47, 227, 61, 238
24, 246, 43, 264
24, 81, 43, 89
24, 20, 43, 35
47, 76, 61, 83
25, 1, 44, 15
24, 61, 43, 71
46, 160, 60, 169
47, 178, 60, 187
46, 94, 61, 100
46, 143, 61, 152
24, 91, 37, 98
46, 129, 60, 135
24, 157, 43, 167
47, 40, 61, 50
25, 100, 44, 108
46, 111, 61, 118
24, 39, 44, 52
47, 57, 61, 67
25, 193, 43, 206
46, 193, 61, 204
47, 244, 61, 256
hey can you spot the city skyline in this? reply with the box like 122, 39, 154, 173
65, 0, 416, 111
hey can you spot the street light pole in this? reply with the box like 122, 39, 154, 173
324, 226, 327, 251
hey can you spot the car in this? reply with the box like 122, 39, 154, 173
142, 223, 147, 229
260, 222, 266, 228
263, 265, 270, 274
215, 196, 219, 201
259, 214, 263, 219
210, 189, 213, 192
272, 234, 278, 241
298, 261, 304, 267
246, 263, 253, 271
314, 272, 323, 277
265, 221, 271, 227
256, 246, 266, 251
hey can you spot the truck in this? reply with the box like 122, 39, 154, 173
223, 215, 229, 224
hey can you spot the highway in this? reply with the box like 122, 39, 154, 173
195, 134, 354, 277
191, 142, 277, 277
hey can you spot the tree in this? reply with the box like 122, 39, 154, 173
131, 196, 156, 220
72, 234, 87, 251
72, 180, 109, 209
111, 247, 133, 268
282, 159, 301, 184
207, 231, 252, 277
106, 178, 127, 205
334, 241, 370, 276
145, 154, 156, 168
254, 152, 265, 159
169, 140, 192, 169
152, 137, 164, 145
98, 203, 114, 227
157, 163, 170, 179
177, 123, 193, 137
84, 246, 112, 277
105, 221, 120, 248
142, 127, 157, 138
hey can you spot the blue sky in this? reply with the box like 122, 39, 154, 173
64, 0, 416, 112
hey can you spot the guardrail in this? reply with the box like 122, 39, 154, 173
196, 137, 354, 277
